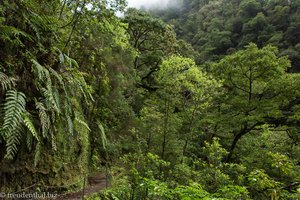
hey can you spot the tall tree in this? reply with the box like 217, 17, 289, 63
124, 8, 177, 92
211, 43, 300, 160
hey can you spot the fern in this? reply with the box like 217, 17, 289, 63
77, 75, 95, 103
0, 25, 33, 46
25, 15, 41, 42
35, 101, 50, 138
1, 90, 26, 159
0, 72, 16, 91
75, 117, 91, 132
31, 58, 58, 113
26, 9, 52, 37
31, 59, 49, 81
41, 85, 60, 113
97, 121, 107, 150
49, 68, 63, 85
50, 129, 57, 151
22, 111, 39, 141
62, 82, 72, 113
52, 87, 61, 113
5, 124, 23, 160
62, 84, 73, 135
56, 51, 94, 104
26, 131, 33, 151
34, 142, 41, 167
74, 110, 91, 132
71, 72, 94, 104
63, 54, 79, 68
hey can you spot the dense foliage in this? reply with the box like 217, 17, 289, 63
151, 0, 300, 72
0, 0, 299, 199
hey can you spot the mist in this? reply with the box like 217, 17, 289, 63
126, 0, 180, 10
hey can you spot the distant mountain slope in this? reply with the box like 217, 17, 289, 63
151, 0, 300, 71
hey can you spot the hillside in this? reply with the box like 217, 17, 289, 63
151, 0, 300, 72
0, 0, 299, 199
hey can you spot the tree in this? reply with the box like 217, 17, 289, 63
139, 56, 220, 164
239, 0, 261, 17
124, 8, 177, 92
211, 43, 300, 161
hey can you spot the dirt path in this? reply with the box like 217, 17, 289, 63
56, 173, 107, 200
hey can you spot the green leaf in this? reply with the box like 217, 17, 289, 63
1, 90, 26, 159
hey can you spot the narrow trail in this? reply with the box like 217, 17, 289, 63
56, 173, 107, 200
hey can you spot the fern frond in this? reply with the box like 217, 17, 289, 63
74, 111, 91, 132
0, 25, 33, 46
1, 90, 26, 159
2, 90, 26, 129
25, 15, 41, 42
34, 142, 41, 167
62, 83, 72, 113
24, 8, 54, 43
66, 114, 74, 135
50, 129, 57, 151
50, 109, 56, 124
75, 117, 91, 132
35, 101, 50, 138
71, 73, 94, 104
52, 87, 61, 113
79, 75, 94, 102
0, 72, 16, 91
97, 121, 107, 150
27, 10, 51, 31
31, 63, 59, 119
46, 76, 60, 113
41, 84, 60, 113
22, 111, 39, 141
31, 59, 50, 81
26, 131, 33, 151
64, 54, 79, 68
5, 123, 23, 159
49, 67, 63, 85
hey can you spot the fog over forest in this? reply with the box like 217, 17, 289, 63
126, 0, 179, 9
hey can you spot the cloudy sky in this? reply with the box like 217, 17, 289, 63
126, 0, 169, 9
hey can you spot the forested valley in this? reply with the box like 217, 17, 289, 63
0, 0, 300, 199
